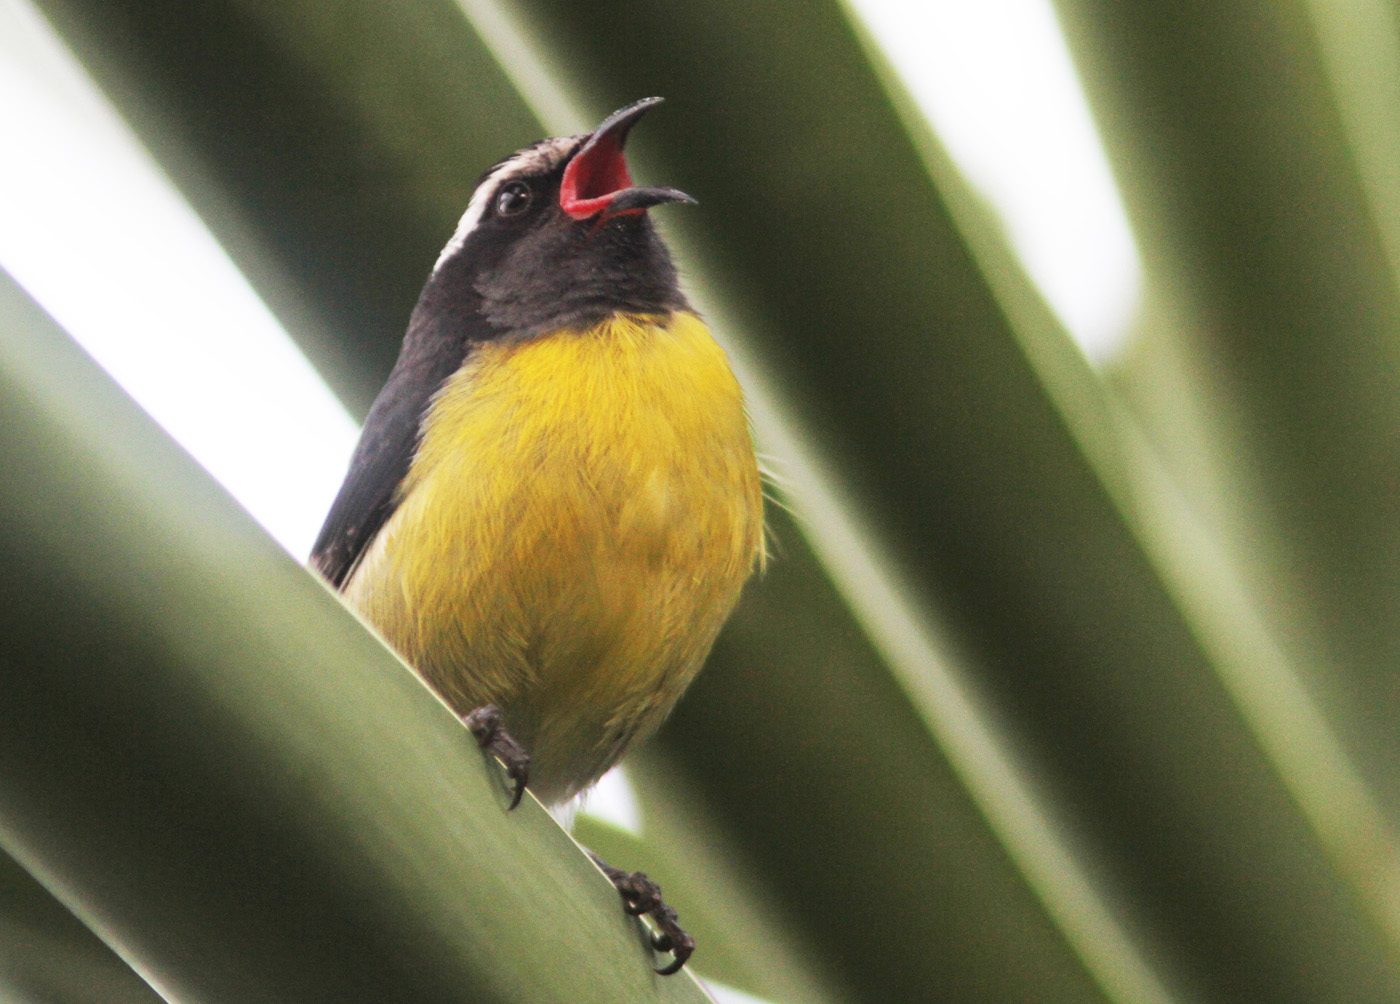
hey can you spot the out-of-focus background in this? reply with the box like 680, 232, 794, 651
2, 0, 1399, 1002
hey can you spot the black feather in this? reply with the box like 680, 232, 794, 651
309, 295, 490, 587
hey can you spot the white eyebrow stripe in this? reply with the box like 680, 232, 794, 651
431, 135, 579, 275
431, 171, 500, 274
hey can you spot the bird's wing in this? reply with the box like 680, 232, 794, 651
310, 321, 472, 589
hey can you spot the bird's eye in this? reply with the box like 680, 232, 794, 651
495, 181, 532, 216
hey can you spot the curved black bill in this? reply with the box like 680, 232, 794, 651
560, 97, 694, 218
603, 185, 696, 214
583, 96, 666, 154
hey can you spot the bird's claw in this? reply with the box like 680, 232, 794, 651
463, 705, 530, 809
649, 910, 694, 976
617, 872, 663, 915
590, 856, 694, 975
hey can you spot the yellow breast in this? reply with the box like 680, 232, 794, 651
342, 311, 763, 803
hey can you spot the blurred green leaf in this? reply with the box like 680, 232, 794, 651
7, 0, 1400, 1002
29, 0, 541, 415
1053, 0, 1400, 957
0, 268, 712, 1004
0, 850, 164, 1004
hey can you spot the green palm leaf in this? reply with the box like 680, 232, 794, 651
3, 1, 1398, 1001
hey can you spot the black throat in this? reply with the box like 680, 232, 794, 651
415, 207, 689, 346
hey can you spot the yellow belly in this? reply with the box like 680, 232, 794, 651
342, 311, 763, 803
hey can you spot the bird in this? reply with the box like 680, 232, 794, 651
310, 97, 764, 974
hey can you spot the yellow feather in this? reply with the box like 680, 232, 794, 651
342, 311, 763, 803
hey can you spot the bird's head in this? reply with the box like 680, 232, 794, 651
419, 97, 693, 339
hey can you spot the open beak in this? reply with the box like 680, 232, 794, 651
559, 97, 695, 220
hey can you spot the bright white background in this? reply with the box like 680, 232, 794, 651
852, 0, 1140, 357
0, 0, 361, 558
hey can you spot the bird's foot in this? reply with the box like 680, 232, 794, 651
589, 853, 694, 975
463, 705, 530, 810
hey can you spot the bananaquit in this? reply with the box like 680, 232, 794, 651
310, 98, 763, 973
